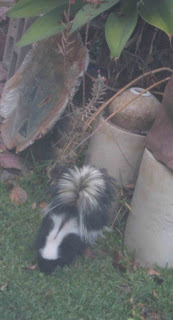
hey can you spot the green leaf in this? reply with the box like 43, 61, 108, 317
105, 0, 138, 58
7, 0, 67, 18
139, 0, 173, 36
71, 0, 120, 33
17, 7, 65, 47
17, 0, 84, 47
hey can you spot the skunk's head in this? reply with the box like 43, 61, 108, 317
37, 255, 59, 274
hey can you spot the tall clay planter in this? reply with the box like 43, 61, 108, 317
124, 148, 173, 267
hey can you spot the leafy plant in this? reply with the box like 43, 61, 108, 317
7, 0, 173, 58
105, 0, 173, 58
138, 0, 173, 37
105, 0, 138, 58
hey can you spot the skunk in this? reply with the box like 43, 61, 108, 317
35, 166, 115, 274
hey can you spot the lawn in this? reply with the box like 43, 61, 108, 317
0, 168, 173, 320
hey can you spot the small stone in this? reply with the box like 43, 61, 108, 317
108, 87, 160, 132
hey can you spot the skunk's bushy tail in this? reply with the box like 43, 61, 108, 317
45, 166, 115, 243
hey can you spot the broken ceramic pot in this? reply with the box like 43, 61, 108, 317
0, 32, 89, 152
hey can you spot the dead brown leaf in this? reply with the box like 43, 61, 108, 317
143, 308, 161, 320
22, 264, 37, 271
39, 202, 48, 209
45, 289, 53, 297
147, 268, 161, 276
0, 138, 23, 170
32, 202, 37, 209
10, 185, 27, 205
112, 249, 127, 272
115, 249, 121, 264
136, 303, 144, 311
129, 296, 133, 304
0, 282, 9, 291
146, 268, 164, 285
152, 289, 158, 298
27, 264, 37, 270
83, 247, 92, 259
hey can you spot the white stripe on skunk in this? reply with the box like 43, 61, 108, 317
35, 165, 115, 274
40, 214, 79, 260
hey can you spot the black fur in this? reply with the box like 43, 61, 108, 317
35, 214, 54, 251
37, 233, 86, 274
35, 166, 116, 274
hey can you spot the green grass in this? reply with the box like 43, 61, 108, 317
0, 169, 173, 320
